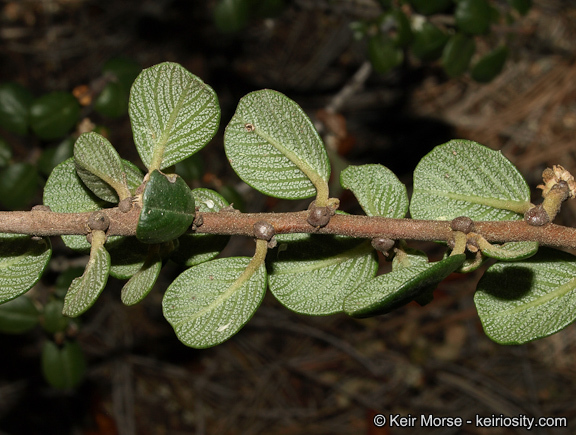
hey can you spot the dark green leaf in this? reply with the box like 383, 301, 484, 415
442, 33, 476, 78
409, 0, 452, 15
214, 0, 250, 33
0, 162, 39, 210
41, 340, 86, 389
471, 45, 509, 83
136, 170, 195, 244
42, 299, 69, 334
379, 10, 412, 47
171, 188, 230, 267
455, 0, 492, 35
411, 22, 449, 61
0, 295, 39, 334
108, 237, 148, 279
368, 34, 404, 74
0, 137, 11, 167
37, 137, 74, 177
344, 253, 466, 318
174, 153, 204, 181
94, 81, 128, 118
0, 82, 33, 135
508, 0, 532, 15
29, 92, 80, 140
102, 57, 141, 92
475, 248, 576, 344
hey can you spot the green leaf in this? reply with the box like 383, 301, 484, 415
29, 92, 80, 140
455, 0, 492, 35
41, 340, 86, 389
508, 0, 532, 15
108, 237, 148, 279
214, 0, 250, 33
42, 299, 69, 334
163, 256, 267, 348
224, 89, 331, 201
344, 252, 466, 318
0, 82, 33, 135
0, 162, 39, 210
136, 170, 195, 244
174, 153, 204, 181
37, 137, 74, 177
410, 140, 532, 221
62, 233, 110, 317
0, 295, 39, 334
381, 10, 412, 48
481, 241, 538, 261
368, 34, 404, 75
121, 248, 162, 306
171, 188, 230, 267
268, 235, 377, 315
442, 33, 476, 78
408, 0, 452, 15
0, 233, 51, 304
0, 136, 12, 167
475, 248, 576, 344
340, 164, 408, 218
74, 132, 133, 201
471, 45, 509, 83
43, 158, 107, 251
411, 22, 449, 61
102, 57, 142, 91
94, 81, 128, 118
129, 62, 220, 171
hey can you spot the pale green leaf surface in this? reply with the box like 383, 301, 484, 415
44, 158, 107, 251
63, 243, 110, 317
171, 188, 230, 266
224, 89, 330, 199
163, 257, 266, 348
344, 253, 465, 318
410, 140, 531, 221
268, 236, 377, 315
481, 241, 538, 261
475, 248, 576, 344
129, 62, 220, 170
121, 251, 162, 306
74, 132, 131, 201
0, 233, 51, 303
341, 164, 408, 218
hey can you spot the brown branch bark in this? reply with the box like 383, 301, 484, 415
2, 208, 576, 250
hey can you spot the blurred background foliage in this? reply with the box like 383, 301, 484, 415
0, 1, 575, 434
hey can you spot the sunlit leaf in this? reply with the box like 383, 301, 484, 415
344, 251, 465, 318
224, 89, 330, 200
475, 248, 576, 344
268, 235, 377, 315
163, 256, 267, 348
0, 233, 51, 304
74, 132, 133, 201
62, 233, 110, 317
129, 62, 220, 171
410, 140, 531, 221
340, 164, 408, 218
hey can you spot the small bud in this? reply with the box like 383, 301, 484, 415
371, 237, 395, 254
31, 205, 51, 212
450, 216, 474, 234
253, 221, 275, 241
524, 205, 550, 226
88, 211, 110, 231
118, 197, 133, 213
307, 206, 331, 228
